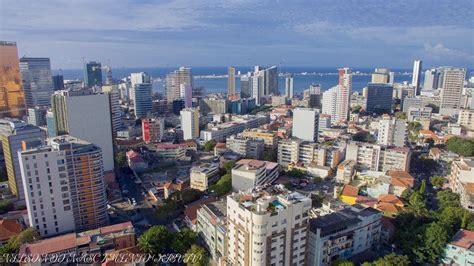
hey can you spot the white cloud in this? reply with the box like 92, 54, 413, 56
423, 43, 474, 63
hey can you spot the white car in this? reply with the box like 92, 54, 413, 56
131, 198, 137, 206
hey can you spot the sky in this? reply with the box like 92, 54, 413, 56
1, 0, 473, 69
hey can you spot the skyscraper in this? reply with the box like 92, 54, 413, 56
165, 67, 193, 102
129, 72, 151, 102
240, 74, 251, 98
0, 41, 25, 118
180, 108, 199, 140
371, 68, 390, 84
285, 75, 294, 98
412, 60, 422, 95
227, 67, 236, 97
439, 67, 466, 116
264, 66, 278, 95
102, 85, 121, 135
19, 135, 109, 235
252, 71, 264, 105
133, 83, 152, 118
423, 68, 438, 91
83, 61, 102, 88
292, 108, 319, 141
19, 57, 54, 107
51, 91, 114, 172
365, 83, 394, 114
322, 86, 338, 121
52, 75, 64, 91
180, 84, 192, 108
337, 67, 352, 123
0, 119, 46, 200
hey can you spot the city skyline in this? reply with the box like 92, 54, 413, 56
1, 0, 473, 69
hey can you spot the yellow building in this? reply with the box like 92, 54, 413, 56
0, 41, 25, 118
241, 128, 278, 150
339, 185, 359, 205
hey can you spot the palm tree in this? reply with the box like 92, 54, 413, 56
406, 191, 428, 217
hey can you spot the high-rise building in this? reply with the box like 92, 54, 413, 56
322, 86, 337, 120
19, 57, 54, 108
102, 86, 121, 135
19, 135, 108, 236
292, 108, 319, 141
27, 107, 47, 127
371, 68, 390, 84
285, 75, 294, 98
52, 75, 64, 91
423, 68, 439, 91
227, 67, 236, 97
0, 119, 46, 200
46, 110, 56, 137
50, 91, 114, 172
129, 72, 151, 102
180, 83, 192, 108
251, 71, 264, 105
226, 188, 311, 265
439, 67, 466, 116
142, 117, 164, 143
199, 97, 228, 115
0, 41, 25, 118
133, 83, 152, 118
240, 74, 251, 98
337, 67, 352, 123
264, 66, 278, 95
165, 67, 192, 102
83, 61, 102, 88
180, 108, 199, 140
412, 60, 422, 95
377, 115, 407, 147
365, 83, 393, 114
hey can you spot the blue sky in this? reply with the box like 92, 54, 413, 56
1, 0, 473, 69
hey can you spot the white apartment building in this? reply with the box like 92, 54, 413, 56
181, 108, 199, 140
458, 109, 474, 131
190, 163, 219, 191
231, 159, 279, 192
345, 142, 411, 172
449, 157, 474, 212
196, 200, 227, 262
293, 108, 319, 142
308, 205, 382, 265
336, 159, 356, 184
226, 187, 312, 265
377, 115, 407, 147
439, 67, 466, 116
278, 138, 342, 169
226, 135, 264, 159
200, 115, 268, 142
408, 107, 432, 122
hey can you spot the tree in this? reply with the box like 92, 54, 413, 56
115, 152, 127, 168
351, 105, 362, 114
362, 253, 410, 266
0, 200, 14, 215
430, 176, 447, 188
285, 169, 306, 179
419, 179, 426, 195
171, 228, 198, 254
437, 190, 461, 210
208, 173, 231, 196
223, 160, 236, 173
408, 121, 422, 132
185, 245, 209, 266
313, 176, 323, 184
423, 222, 449, 264
203, 140, 217, 152
406, 191, 428, 217
352, 131, 376, 143
462, 209, 469, 229
395, 111, 407, 120
332, 259, 354, 266
138, 226, 173, 255
181, 189, 204, 205
0, 228, 40, 254
446, 137, 474, 157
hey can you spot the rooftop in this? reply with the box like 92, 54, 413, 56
450, 229, 474, 251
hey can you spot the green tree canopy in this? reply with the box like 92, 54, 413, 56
395, 112, 407, 120
185, 245, 209, 266
0, 200, 14, 215
437, 190, 461, 210
362, 253, 410, 266
406, 191, 428, 217
430, 176, 447, 188
171, 228, 198, 254
138, 225, 173, 255
446, 137, 474, 157
208, 173, 231, 196
223, 160, 236, 173
0, 228, 40, 255
203, 140, 217, 152
351, 105, 362, 114
115, 152, 127, 168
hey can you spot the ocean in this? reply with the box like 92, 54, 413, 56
54, 66, 415, 95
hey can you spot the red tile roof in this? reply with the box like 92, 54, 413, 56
0, 219, 22, 242
450, 229, 474, 249
378, 194, 405, 206
341, 185, 359, 197
184, 198, 217, 225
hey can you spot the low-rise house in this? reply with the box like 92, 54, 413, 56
155, 143, 187, 160
374, 194, 405, 218
126, 150, 148, 172
336, 160, 356, 184
387, 170, 414, 196
0, 218, 22, 244
19, 222, 135, 266
339, 185, 359, 205
190, 163, 220, 191
442, 229, 474, 265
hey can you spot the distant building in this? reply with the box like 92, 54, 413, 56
133, 83, 152, 118
83, 61, 102, 88
200, 97, 228, 115
19, 57, 54, 108
226, 135, 264, 159
371, 68, 390, 84
285, 75, 294, 98
52, 75, 64, 91
226, 188, 311, 265
292, 108, 319, 141
142, 117, 164, 143
423, 68, 439, 90
27, 107, 47, 127
377, 115, 407, 147
240, 74, 251, 98
227, 67, 236, 97
412, 60, 422, 95
166, 67, 193, 102
231, 159, 279, 191
439, 67, 466, 116
365, 83, 393, 114
129, 72, 151, 102
190, 163, 219, 191
0, 119, 46, 200
181, 108, 199, 140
